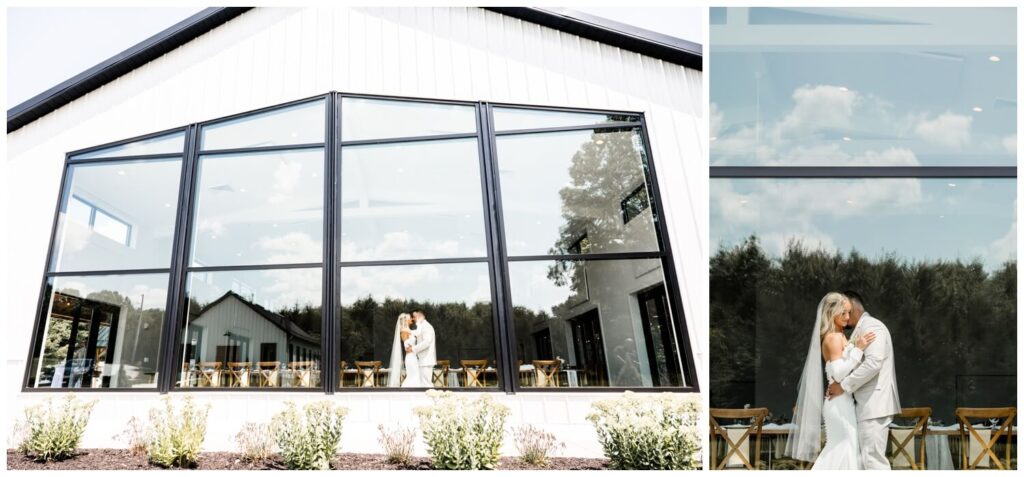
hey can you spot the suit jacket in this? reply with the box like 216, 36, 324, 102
411, 320, 436, 366
840, 312, 901, 421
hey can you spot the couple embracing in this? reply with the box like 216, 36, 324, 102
387, 309, 436, 388
785, 291, 901, 470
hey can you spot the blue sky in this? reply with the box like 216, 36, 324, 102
709, 7, 1017, 271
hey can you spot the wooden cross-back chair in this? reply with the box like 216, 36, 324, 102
461, 359, 489, 387
433, 359, 450, 387
709, 407, 769, 470
289, 360, 316, 388
197, 361, 221, 387
225, 361, 251, 388
532, 360, 561, 387
955, 407, 1016, 470
889, 407, 931, 470
254, 361, 280, 387
355, 360, 382, 387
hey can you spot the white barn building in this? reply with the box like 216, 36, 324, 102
5, 7, 706, 457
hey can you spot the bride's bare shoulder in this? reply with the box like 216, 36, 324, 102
821, 333, 846, 360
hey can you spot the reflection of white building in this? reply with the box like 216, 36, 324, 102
7, 7, 706, 458
184, 292, 320, 365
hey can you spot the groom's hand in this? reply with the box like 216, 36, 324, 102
405, 345, 413, 353
827, 382, 845, 400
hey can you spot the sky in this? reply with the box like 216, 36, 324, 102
6, 7, 702, 110
709, 7, 1017, 271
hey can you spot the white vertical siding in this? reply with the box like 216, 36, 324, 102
6, 7, 706, 456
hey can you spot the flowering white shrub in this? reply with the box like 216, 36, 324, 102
271, 401, 348, 470
378, 424, 416, 466
15, 394, 96, 462
414, 390, 510, 470
235, 422, 275, 463
512, 424, 564, 467
147, 396, 210, 468
587, 391, 701, 470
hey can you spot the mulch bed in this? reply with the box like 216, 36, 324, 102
7, 449, 609, 470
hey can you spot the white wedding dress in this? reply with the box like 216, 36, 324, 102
400, 333, 422, 388
813, 342, 862, 470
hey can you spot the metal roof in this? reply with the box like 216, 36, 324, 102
8, 7, 702, 133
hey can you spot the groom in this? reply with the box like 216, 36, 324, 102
406, 310, 436, 387
827, 290, 901, 470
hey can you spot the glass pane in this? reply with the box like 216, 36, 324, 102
190, 149, 323, 266
509, 259, 685, 388
340, 139, 487, 261
495, 129, 660, 256
72, 132, 185, 159
51, 159, 182, 272
493, 107, 638, 131
710, 178, 1016, 423
28, 274, 169, 389
201, 100, 326, 150
710, 8, 1016, 166
177, 268, 322, 389
341, 97, 476, 141
339, 263, 497, 389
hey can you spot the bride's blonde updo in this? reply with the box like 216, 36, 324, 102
398, 313, 411, 326
819, 292, 849, 341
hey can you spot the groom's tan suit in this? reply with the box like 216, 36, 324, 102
841, 311, 901, 470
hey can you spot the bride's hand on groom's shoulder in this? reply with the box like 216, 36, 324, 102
855, 332, 876, 350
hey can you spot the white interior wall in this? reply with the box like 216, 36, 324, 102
5, 7, 707, 457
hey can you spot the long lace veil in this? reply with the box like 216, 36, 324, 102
784, 296, 826, 462
386, 316, 403, 387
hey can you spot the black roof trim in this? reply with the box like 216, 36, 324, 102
7, 7, 252, 133
484, 7, 702, 71
8, 7, 701, 133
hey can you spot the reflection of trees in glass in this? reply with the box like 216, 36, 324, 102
710, 236, 1017, 422
547, 129, 650, 292
38, 287, 165, 387
340, 297, 502, 366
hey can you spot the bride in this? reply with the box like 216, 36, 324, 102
387, 313, 422, 387
786, 292, 875, 469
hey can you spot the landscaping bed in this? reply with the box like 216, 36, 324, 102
7, 449, 609, 471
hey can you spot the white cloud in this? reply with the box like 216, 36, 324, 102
710, 102, 723, 139
1003, 134, 1017, 154
256, 231, 321, 263
268, 158, 304, 205
988, 199, 1017, 266
777, 85, 858, 135
914, 111, 972, 149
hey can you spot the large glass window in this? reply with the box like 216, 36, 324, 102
189, 149, 324, 266
340, 139, 487, 261
495, 129, 660, 256
509, 259, 685, 388
27, 93, 694, 394
710, 7, 1016, 432
51, 159, 182, 272
177, 268, 322, 389
339, 263, 497, 388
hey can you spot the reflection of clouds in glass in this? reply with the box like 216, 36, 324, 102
713, 178, 924, 258
268, 158, 303, 205
56, 276, 167, 309
986, 199, 1017, 265
913, 111, 972, 149
778, 85, 858, 135
339, 263, 490, 307
1003, 134, 1017, 153
340, 231, 461, 261
197, 219, 226, 236
507, 262, 573, 315
262, 268, 322, 309
256, 232, 321, 263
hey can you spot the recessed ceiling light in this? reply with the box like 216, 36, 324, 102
846, 200, 854, 204
972, 106, 983, 112
595, 140, 605, 145
710, 136, 718, 142
839, 86, 849, 92
948, 183, 957, 188
842, 137, 852, 142
164, 203, 171, 208
989, 55, 1001, 62
117, 170, 126, 175
939, 215, 945, 219
239, 188, 247, 192
739, 199, 748, 205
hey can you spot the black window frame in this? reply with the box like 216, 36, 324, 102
22, 92, 699, 394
